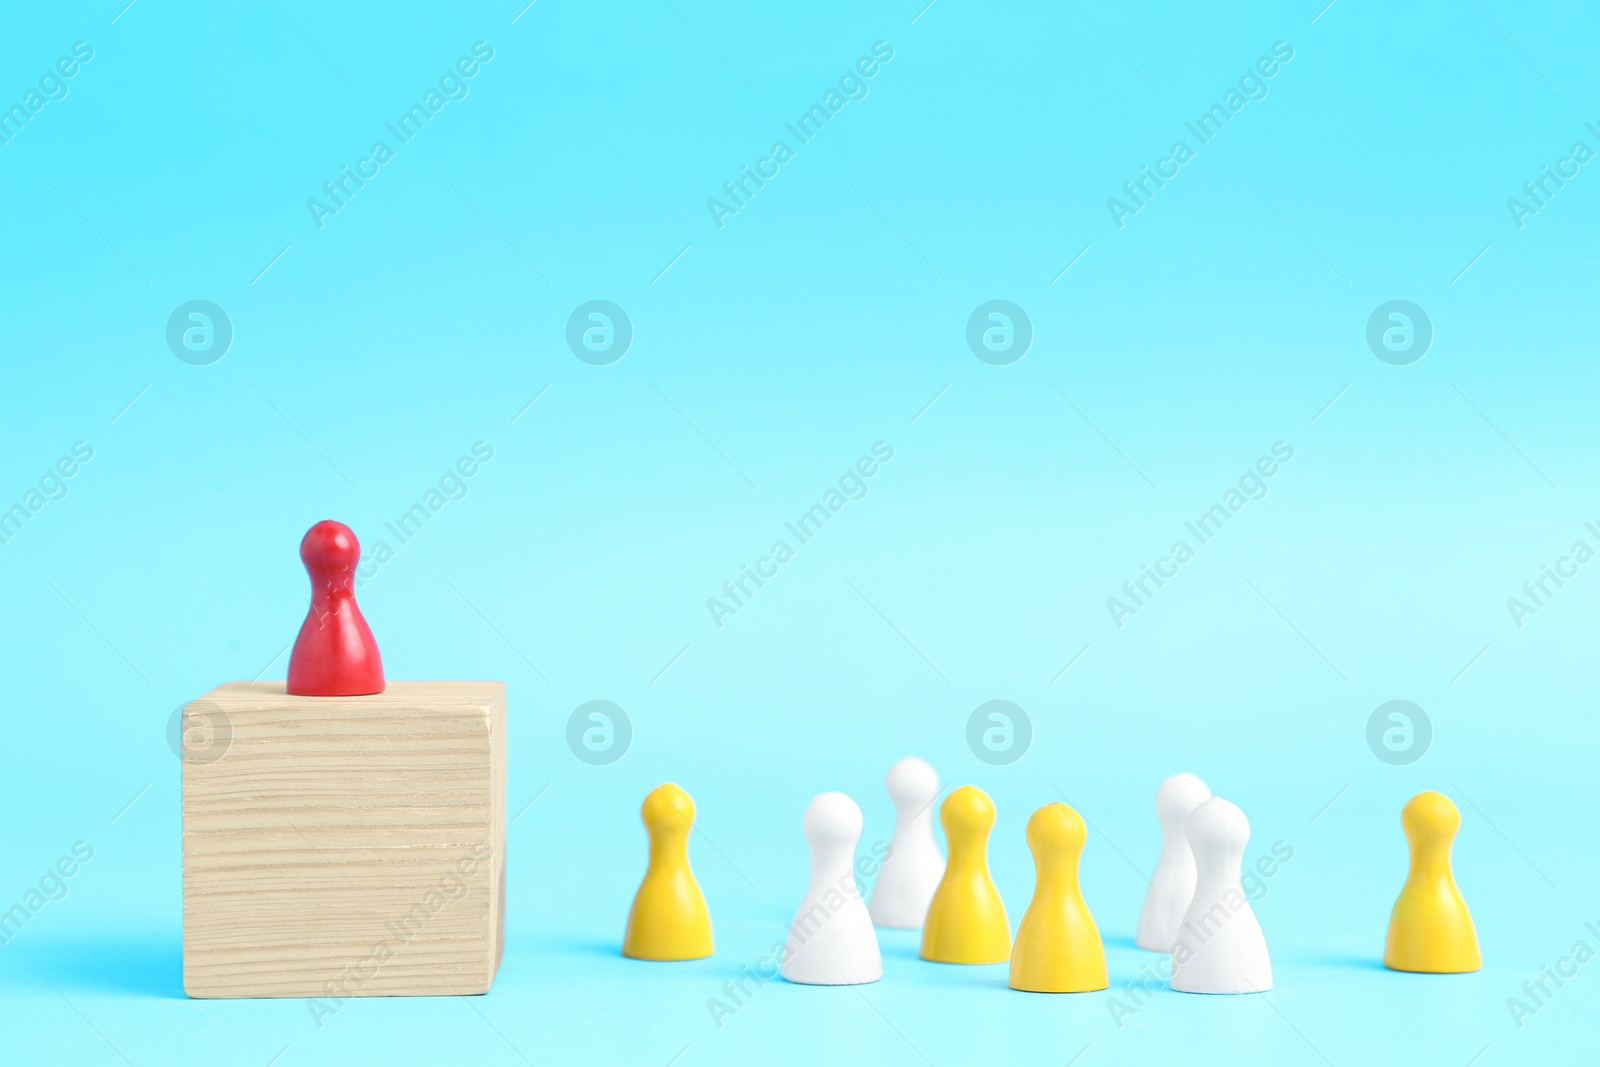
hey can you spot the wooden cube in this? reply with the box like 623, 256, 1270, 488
181, 681, 506, 998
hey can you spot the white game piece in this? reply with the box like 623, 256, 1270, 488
868, 757, 946, 929
1169, 797, 1272, 994
782, 792, 883, 985
1136, 772, 1212, 951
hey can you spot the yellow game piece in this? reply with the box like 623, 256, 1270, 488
622, 783, 714, 960
1383, 791, 1481, 973
920, 785, 1010, 964
1009, 803, 1108, 993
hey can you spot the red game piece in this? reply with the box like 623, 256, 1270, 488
286, 520, 385, 696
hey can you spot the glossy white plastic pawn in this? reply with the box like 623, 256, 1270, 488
868, 758, 946, 929
1169, 797, 1272, 994
782, 792, 883, 985
1136, 772, 1212, 951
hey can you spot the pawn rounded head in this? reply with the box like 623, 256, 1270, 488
1025, 802, 1086, 854
1401, 790, 1460, 840
1155, 772, 1212, 825
301, 520, 361, 571
1185, 796, 1249, 852
641, 783, 695, 830
802, 791, 863, 843
941, 784, 996, 834
885, 757, 939, 808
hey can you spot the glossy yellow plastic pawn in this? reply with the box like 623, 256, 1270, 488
1384, 791, 1481, 973
622, 784, 714, 960
920, 785, 1010, 964
1009, 803, 1108, 992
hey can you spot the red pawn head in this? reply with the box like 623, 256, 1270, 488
286, 520, 385, 696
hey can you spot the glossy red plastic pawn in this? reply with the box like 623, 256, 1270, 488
286, 520, 385, 696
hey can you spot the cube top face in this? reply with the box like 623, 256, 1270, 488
182, 681, 506, 999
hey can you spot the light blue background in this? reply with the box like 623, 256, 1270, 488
2, 0, 1597, 1063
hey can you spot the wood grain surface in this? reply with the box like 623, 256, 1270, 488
181, 681, 506, 998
